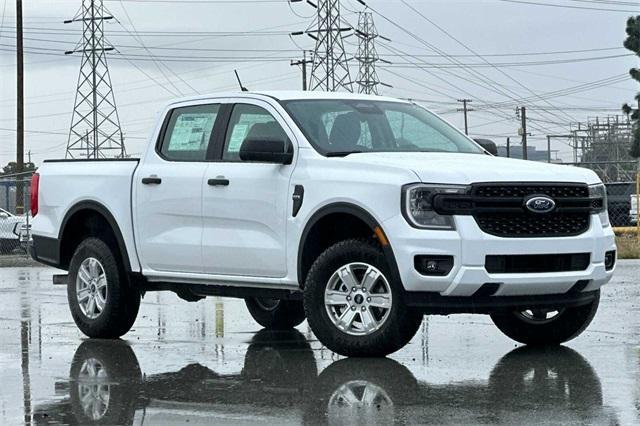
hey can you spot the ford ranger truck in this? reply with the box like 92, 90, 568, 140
28, 92, 616, 357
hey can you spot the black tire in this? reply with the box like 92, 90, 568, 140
490, 291, 600, 346
245, 297, 306, 330
69, 340, 141, 425
304, 239, 423, 357
68, 237, 140, 338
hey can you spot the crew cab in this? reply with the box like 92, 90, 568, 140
29, 91, 616, 356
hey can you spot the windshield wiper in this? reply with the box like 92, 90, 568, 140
325, 151, 364, 157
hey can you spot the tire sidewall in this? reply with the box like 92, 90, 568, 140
68, 238, 127, 338
305, 240, 421, 356
491, 291, 600, 346
245, 298, 306, 330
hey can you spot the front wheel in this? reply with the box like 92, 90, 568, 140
68, 237, 140, 338
304, 239, 423, 357
490, 291, 600, 346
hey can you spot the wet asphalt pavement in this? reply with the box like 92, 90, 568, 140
0, 262, 639, 425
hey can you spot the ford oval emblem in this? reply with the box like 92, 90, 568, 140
525, 196, 556, 214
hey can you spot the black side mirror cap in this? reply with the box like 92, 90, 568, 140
239, 138, 293, 164
473, 138, 498, 156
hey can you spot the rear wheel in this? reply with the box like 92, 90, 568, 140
304, 239, 423, 357
68, 237, 140, 338
245, 297, 306, 330
490, 291, 600, 346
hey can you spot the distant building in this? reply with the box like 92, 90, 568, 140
496, 145, 560, 163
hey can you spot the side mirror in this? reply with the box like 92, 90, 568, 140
0, 212, 8, 220
473, 138, 498, 156
239, 138, 293, 164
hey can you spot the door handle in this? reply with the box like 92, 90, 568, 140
208, 178, 230, 187
142, 177, 162, 185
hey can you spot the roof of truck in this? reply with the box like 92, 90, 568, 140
167, 91, 409, 106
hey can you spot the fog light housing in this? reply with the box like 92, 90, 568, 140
604, 250, 616, 271
415, 255, 454, 276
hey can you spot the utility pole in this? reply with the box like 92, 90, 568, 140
456, 99, 473, 135
15, 0, 24, 214
519, 106, 528, 160
290, 50, 313, 91
292, 0, 353, 92
64, 0, 126, 159
355, 11, 390, 94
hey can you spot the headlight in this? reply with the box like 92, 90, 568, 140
588, 183, 609, 227
402, 184, 468, 230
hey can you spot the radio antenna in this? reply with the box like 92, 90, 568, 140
234, 70, 248, 92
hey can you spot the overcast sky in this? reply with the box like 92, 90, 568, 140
0, 0, 637, 165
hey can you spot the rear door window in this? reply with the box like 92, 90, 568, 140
159, 104, 220, 161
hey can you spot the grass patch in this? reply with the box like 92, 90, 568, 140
616, 234, 640, 259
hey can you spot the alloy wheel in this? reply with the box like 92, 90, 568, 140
324, 262, 393, 336
76, 257, 108, 320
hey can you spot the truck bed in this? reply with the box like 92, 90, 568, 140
32, 158, 141, 271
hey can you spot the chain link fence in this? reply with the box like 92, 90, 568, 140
605, 182, 636, 228
0, 175, 32, 256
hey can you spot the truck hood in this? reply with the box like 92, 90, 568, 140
340, 152, 600, 185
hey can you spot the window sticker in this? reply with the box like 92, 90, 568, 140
168, 113, 215, 152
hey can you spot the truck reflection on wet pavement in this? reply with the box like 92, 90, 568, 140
32, 336, 614, 425
1, 264, 638, 425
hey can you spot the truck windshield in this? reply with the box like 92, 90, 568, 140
283, 99, 484, 156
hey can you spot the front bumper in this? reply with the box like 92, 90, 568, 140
384, 213, 616, 297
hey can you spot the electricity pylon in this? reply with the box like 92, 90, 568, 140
355, 11, 390, 95
64, 0, 126, 159
305, 0, 353, 92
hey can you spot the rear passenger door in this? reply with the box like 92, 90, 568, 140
135, 102, 222, 274
201, 101, 295, 278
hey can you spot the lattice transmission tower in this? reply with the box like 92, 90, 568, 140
355, 11, 389, 94
64, 0, 126, 159
306, 0, 353, 92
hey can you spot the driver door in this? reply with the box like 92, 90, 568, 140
201, 101, 295, 278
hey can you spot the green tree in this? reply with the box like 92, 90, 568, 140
623, 16, 640, 157
1, 161, 36, 176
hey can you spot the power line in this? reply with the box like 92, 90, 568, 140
397, 0, 580, 129
494, 0, 639, 13
116, 0, 188, 96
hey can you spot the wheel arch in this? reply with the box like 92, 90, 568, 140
58, 200, 132, 273
297, 202, 402, 289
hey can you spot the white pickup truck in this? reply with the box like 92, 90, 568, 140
29, 91, 616, 357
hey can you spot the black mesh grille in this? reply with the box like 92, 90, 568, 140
475, 213, 590, 238
473, 184, 588, 199
472, 183, 591, 238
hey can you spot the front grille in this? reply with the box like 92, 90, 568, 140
474, 184, 588, 199
433, 183, 597, 237
471, 183, 591, 238
486, 253, 590, 274
475, 212, 590, 238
